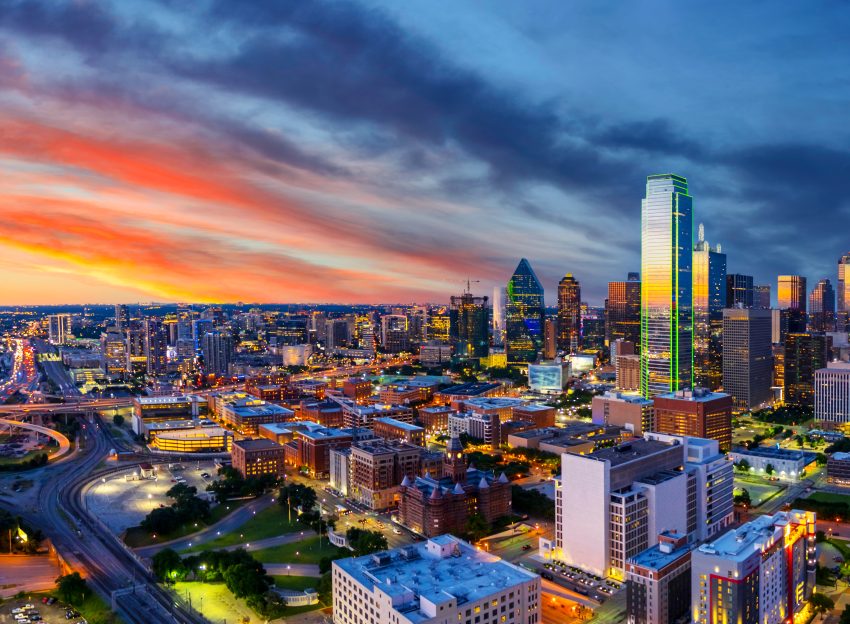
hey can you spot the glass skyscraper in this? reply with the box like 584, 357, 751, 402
838, 253, 850, 331
640, 174, 693, 398
693, 223, 726, 390
449, 292, 489, 358
557, 274, 581, 353
505, 258, 544, 362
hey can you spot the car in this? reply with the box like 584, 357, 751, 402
522, 544, 532, 551
392, 527, 401, 534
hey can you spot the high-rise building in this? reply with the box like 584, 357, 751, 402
815, 361, 850, 427
381, 314, 409, 353
778, 275, 807, 311
427, 308, 450, 344
542, 317, 558, 360
114, 304, 129, 330
653, 388, 733, 451
449, 292, 489, 358
690, 510, 816, 624
47, 313, 72, 345
505, 258, 544, 362
581, 305, 606, 351
557, 274, 581, 352
725, 273, 754, 308
626, 532, 692, 624
640, 174, 693, 397
721, 308, 773, 411
606, 274, 641, 348
100, 328, 127, 377
332, 535, 541, 624
755, 284, 771, 309
809, 278, 836, 332
144, 318, 168, 375
591, 391, 654, 436
839, 252, 850, 331
201, 330, 233, 376
785, 333, 831, 407
692, 224, 726, 390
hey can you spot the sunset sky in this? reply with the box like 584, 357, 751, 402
1, 1, 849, 305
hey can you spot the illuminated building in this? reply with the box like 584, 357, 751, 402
381, 314, 409, 353
201, 330, 233, 376
690, 510, 816, 624
373, 417, 425, 446
47, 313, 72, 345
839, 252, 850, 331
231, 438, 285, 478
342, 377, 372, 402
592, 392, 655, 436
325, 317, 352, 349
778, 274, 807, 332
426, 308, 450, 343
144, 318, 168, 375
827, 451, 850, 485
513, 404, 556, 428
419, 342, 452, 366
219, 397, 295, 434
606, 273, 641, 348
114, 303, 129, 330
815, 361, 850, 428
407, 305, 429, 345
287, 424, 354, 478
100, 328, 127, 377
727, 447, 817, 482
785, 333, 831, 407
692, 224, 726, 390
626, 533, 692, 624
349, 440, 423, 509
146, 423, 232, 453
505, 258, 544, 362
449, 291, 489, 358
616, 354, 641, 391
542, 317, 558, 359
725, 273, 753, 308
527, 362, 567, 393
721, 308, 773, 411
653, 388, 733, 451
557, 274, 581, 352
492, 286, 506, 346
640, 174, 693, 398
808, 277, 836, 332
581, 305, 606, 351
755, 284, 771, 309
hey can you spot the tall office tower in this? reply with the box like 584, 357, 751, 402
47, 313, 72, 345
839, 252, 850, 331
192, 318, 214, 352
554, 433, 733, 579
325, 318, 352, 349
721, 308, 773, 411
426, 308, 450, 343
653, 388, 733, 451
144, 318, 168, 375
491, 286, 505, 346
606, 273, 641, 348
543, 317, 558, 359
407, 306, 429, 346
755, 284, 771, 309
201, 330, 233, 376
557, 274, 581, 353
692, 224, 726, 390
785, 333, 831, 407
640, 174, 693, 398
690, 510, 815, 624
778, 274, 808, 332
100, 328, 127, 377
449, 292, 489, 358
809, 278, 836, 332
114, 304, 129, 330
815, 362, 850, 427
275, 314, 308, 346
505, 258, 544, 362
725, 273, 754, 308
581, 305, 606, 351
381, 314, 409, 353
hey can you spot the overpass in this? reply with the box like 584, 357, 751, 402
0, 417, 71, 462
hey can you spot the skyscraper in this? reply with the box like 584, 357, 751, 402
202, 330, 233, 376
785, 333, 831, 407
640, 174, 693, 398
606, 273, 641, 348
448, 292, 489, 358
144, 318, 168, 375
754, 284, 771, 309
839, 253, 850, 331
557, 273, 581, 353
778, 275, 807, 334
725, 273, 754, 308
380, 314, 409, 353
491, 286, 505, 347
693, 224, 726, 390
505, 258, 544, 362
721, 308, 773, 411
809, 278, 836, 332
47, 313, 72, 345
114, 303, 129, 330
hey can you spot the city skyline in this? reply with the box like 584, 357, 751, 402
1, 2, 849, 305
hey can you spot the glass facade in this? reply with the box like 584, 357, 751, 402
557, 274, 581, 353
606, 275, 641, 347
505, 258, 544, 362
725, 273, 753, 308
449, 292, 489, 358
640, 174, 693, 397
808, 278, 836, 332
693, 225, 726, 390
839, 253, 850, 331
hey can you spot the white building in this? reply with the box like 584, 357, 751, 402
330, 447, 351, 496
815, 361, 850, 426
278, 344, 313, 366
333, 535, 540, 624
48, 313, 73, 345
447, 412, 498, 446
527, 362, 568, 393
728, 446, 818, 482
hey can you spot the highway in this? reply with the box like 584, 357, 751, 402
0, 417, 72, 461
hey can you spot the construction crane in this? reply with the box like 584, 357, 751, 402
463, 279, 480, 294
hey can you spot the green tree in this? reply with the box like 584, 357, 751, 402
735, 459, 751, 473
810, 592, 835, 615
280, 483, 317, 511
465, 512, 491, 542
223, 562, 271, 599
55, 572, 90, 606
765, 463, 775, 476
317, 571, 333, 605
346, 528, 388, 556
733, 489, 752, 507
152, 548, 185, 582
112, 414, 125, 426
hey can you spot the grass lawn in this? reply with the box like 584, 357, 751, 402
733, 479, 785, 507
173, 581, 255, 624
807, 492, 850, 505
32, 590, 124, 624
252, 535, 345, 564
183, 505, 302, 552
0, 449, 50, 466
123, 499, 247, 548
273, 575, 320, 591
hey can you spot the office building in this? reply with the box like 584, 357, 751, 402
626, 532, 692, 624
286, 424, 354, 478
349, 440, 424, 509
785, 333, 831, 407
771, 308, 787, 344
419, 342, 453, 366
611, 338, 636, 365
492, 286, 506, 347
778, 275, 808, 333
553, 434, 733, 579
427, 309, 450, 344
815, 361, 850, 427
146, 423, 231, 453
505, 258, 544, 362
300, 399, 344, 428
114, 304, 129, 330
513, 405, 556, 429
653, 388, 733, 451
373, 417, 425, 446
381, 315, 409, 353
100, 328, 128, 377
617, 354, 641, 392
728, 447, 817, 482
417, 406, 454, 433
542, 317, 558, 360
721, 308, 773, 411
839, 252, 850, 331
755, 284, 771, 309
332, 397, 414, 430
332, 535, 540, 624
606, 274, 641, 348
592, 392, 654, 436
47, 313, 72, 345
557, 274, 581, 352
231, 438, 285, 479
219, 397, 295, 434
144, 318, 168, 375
342, 377, 372, 402
725, 273, 754, 308
581, 305, 606, 351
201, 330, 233, 376
449, 292, 489, 359
329, 447, 352, 495
690, 510, 816, 624
640, 174, 693, 397
693, 224, 726, 390
809, 278, 836, 332
827, 452, 850, 486
325, 317, 352, 349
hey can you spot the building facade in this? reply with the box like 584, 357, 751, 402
693, 225, 726, 390
815, 361, 850, 428
626, 532, 692, 624
231, 438, 285, 478
505, 258, 545, 363
785, 333, 831, 407
809, 278, 836, 332
653, 389, 733, 452
449, 292, 489, 359
606, 274, 641, 348
721, 308, 773, 411
557, 274, 581, 353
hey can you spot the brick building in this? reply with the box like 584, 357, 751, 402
653, 388, 733, 451
231, 438, 285, 478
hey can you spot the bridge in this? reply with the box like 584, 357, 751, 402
0, 417, 72, 462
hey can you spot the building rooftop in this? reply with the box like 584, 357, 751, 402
351, 440, 421, 456
697, 510, 812, 562
462, 397, 528, 411
134, 395, 192, 405
513, 403, 554, 412
374, 417, 424, 432
656, 388, 730, 403
731, 446, 818, 462
334, 535, 536, 622
232, 438, 283, 452
628, 538, 691, 570
438, 382, 501, 397
832, 452, 850, 461
298, 425, 353, 441
585, 438, 678, 468
598, 391, 653, 405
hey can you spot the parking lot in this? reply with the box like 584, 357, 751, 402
0, 597, 83, 624
85, 461, 220, 534
539, 559, 623, 602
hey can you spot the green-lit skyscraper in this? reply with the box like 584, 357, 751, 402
640, 174, 693, 397
505, 258, 544, 362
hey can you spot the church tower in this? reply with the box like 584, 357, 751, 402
442, 435, 467, 483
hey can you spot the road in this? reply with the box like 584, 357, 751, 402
0, 417, 71, 461
0, 554, 62, 599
